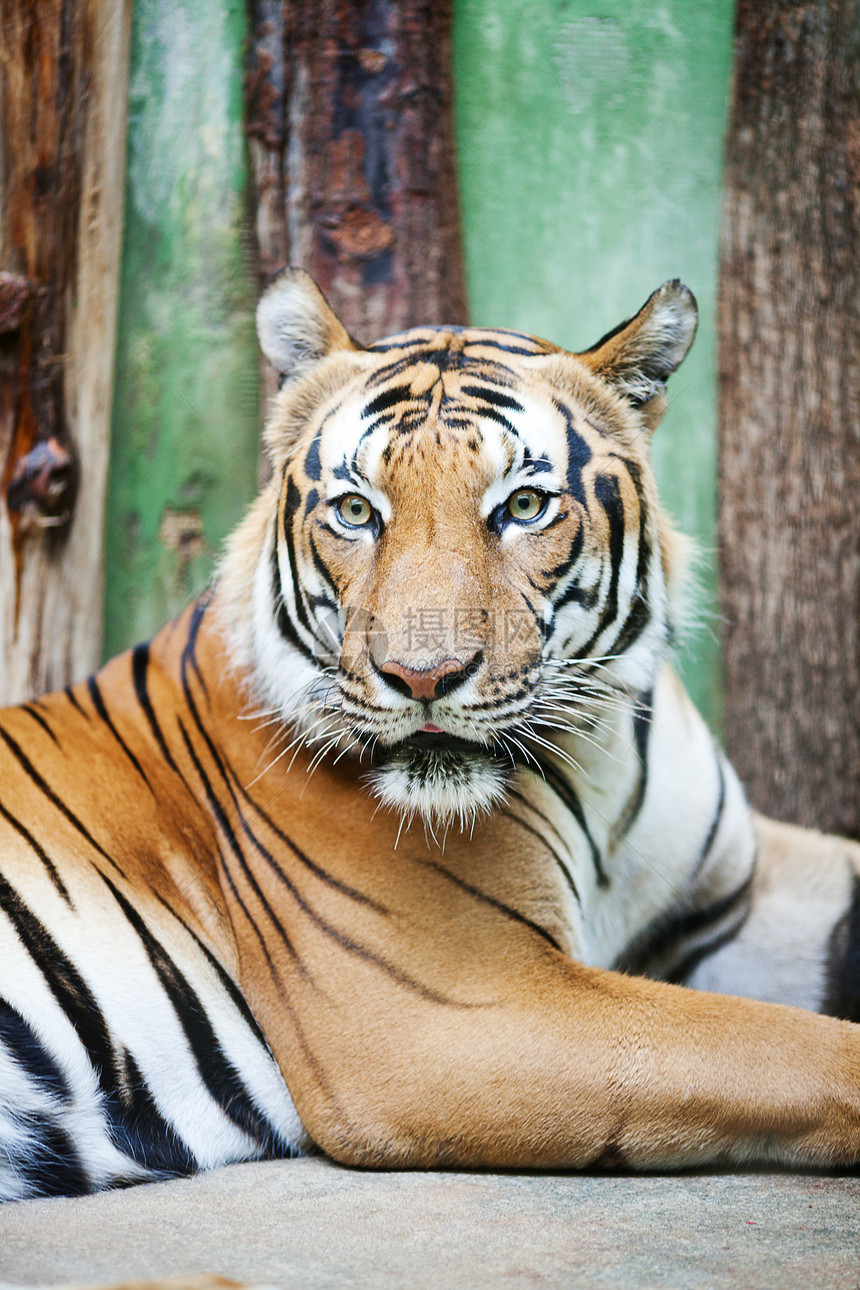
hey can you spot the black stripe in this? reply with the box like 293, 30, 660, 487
454, 404, 515, 433
87, 675, 154, 792
555, 400, 591, 508
0, 797, 73, 905
304, 430, 322, 481
150, 889, 271, 1051
423, 859, 564, 951
315, 520, 351, 543
468, 681, 535, 711
523, 454, 554, 477
617, 872, 754, 977
499, 808, 580, 901
0, 871, 118, 1096
823, 873, 860, 1023
545, 530, 586, 584
308, 531, 340, 604
109, 1048, 198, 1176
550, 528, 590, 609
307, 591, 337, 618
458, 384, 525, 412
692, 756, 726, 878
667, 906, 751, 986
176, 718, 302, 969
64, 686, 89, 719
361, 384, 413, 418
131, 643, 181, 776
284, 476, 315, 637
610, 692, 653, 843
507, 787, 569, 852
271, 518, 318, 664
465, 338, 549, 357
573, 472, 626, 662
467, 329, 550, 348
0, 727, 121, 874
366, 336, 440, 353
177, 616, 389, 916
16, 1116, 91, 1198
212, 830, 285, 992
220, 771, 464, 1006
184, 593, 213, 698
226, 765, 389, 914
20, 704, 60, 746
0, 998, 70, 1099
606, 459, 652, 657
98, 871, 287, 1154
662, 871, 754, 942
524, 752, 608, 887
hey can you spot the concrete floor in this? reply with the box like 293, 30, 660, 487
0, 1157, 858, 1289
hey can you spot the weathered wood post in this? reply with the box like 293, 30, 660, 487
101, 0, 262, 659
246, 0, 468, 363
0, 0, 131, 703
718, 0, 860, 837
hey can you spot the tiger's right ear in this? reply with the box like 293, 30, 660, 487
576, 280, 698, 423
256, 269, 358, 378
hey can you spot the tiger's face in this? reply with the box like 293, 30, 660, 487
222, 273, 697, 826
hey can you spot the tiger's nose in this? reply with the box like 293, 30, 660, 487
376, 652, 483, 702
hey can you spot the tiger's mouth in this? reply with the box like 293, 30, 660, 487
397, 730, 489, 755
366, 729, 511, 828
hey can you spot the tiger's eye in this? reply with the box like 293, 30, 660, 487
338, 495, 373, 527
507, 489, 544, 521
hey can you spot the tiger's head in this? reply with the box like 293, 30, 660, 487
220, 271, 696, 827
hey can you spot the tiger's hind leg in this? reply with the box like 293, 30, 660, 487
0, 999, 156, 1201
678, 814, 860, 1018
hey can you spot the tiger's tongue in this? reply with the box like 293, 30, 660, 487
419, 723, 445, 734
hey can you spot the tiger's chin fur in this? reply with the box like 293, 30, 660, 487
367, 739, 511, 832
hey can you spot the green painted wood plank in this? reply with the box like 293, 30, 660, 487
453, 0, 734, 727
104, 0, 259, 658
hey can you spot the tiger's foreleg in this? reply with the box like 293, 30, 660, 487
679, 814, 860, 1020
235, 872, 860, 1173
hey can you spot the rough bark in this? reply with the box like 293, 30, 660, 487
718, 0, 860, 837
245, 0, 468, 352
0, 1, 131, 703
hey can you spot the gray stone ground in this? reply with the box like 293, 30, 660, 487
0, 1158, 858, 1289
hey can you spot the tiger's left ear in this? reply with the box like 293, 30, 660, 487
256, 268, 359, 379
577, 280, 698, 428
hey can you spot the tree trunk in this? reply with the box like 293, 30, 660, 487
245, 0, 468, 355
718, 0, 860, 838
0, 0, 131, 704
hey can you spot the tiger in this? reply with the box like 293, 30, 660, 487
1, 269, 859, 1203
